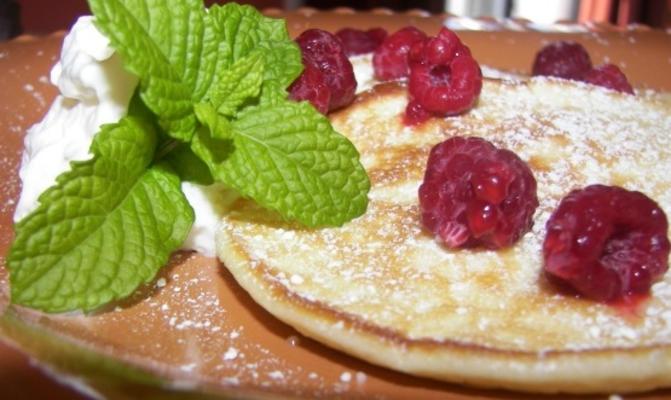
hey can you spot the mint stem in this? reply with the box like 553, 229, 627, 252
155, 138, 180, 162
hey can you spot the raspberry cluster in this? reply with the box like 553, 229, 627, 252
373, 27, 483, 125
532, 41, 634, 94
373, 26, 427, 81
287, 26, 667, 303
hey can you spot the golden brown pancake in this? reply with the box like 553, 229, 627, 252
217, 79, 671, 393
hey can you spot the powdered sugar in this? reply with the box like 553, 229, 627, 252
223, 347, 238, 361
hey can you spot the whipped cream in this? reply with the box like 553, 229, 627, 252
14, 16, 137, 221
13, 16, 224, 256
180, 183, 234, 257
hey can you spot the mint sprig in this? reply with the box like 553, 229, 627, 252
9, 0, 369, 312
8, 118, 193, 312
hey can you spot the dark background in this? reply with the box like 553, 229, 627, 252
3, 0, 670, 40
7, 0, 442, 36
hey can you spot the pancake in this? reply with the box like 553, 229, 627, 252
216, 79, 671, 393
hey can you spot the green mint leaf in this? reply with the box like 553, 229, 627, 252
192, 12, 222, 102
210, 3, 285, 63
258, 80, 290, 107
8, 118, 194, 312
208, 4, 302, 99
191, 126, 234, 168
194, 102, 233, 140
88, 0, 214, 141
163, 143, 214, 185
209, 51, 265, 116
126, 91, 215, 184
200, 100, 370, 227
255, 40, 303, 94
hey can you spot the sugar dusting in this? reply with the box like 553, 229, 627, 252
23, 82, 48, 108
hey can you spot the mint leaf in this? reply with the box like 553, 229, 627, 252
191, 124, 235, 168
210, 3, 286, 63
209, 51, 264, 116
194, 102, 233, 140
201, 100, 370, 227
88, 0, 213, 141
8, 118, 194, 312
209, 3, 302, 100
255, 40, 303, 93
163, 143, 213, 186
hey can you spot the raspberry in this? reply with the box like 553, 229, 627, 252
582, 64, 634, 95
532, 41, 592, 80
408, 29, 470, 67
532, 41, 635, 95
288, 61, 331, 114
294, 29, 357, 111
419, 137, 538, 249
543, 185, 669, 301
408, 54, 482, 116
366, 28, 388, 48
373, 26, 427, 81
403, 99, 432, 126
335, 27, 388, 56
405, 27, 482, 124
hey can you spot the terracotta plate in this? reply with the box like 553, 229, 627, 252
1, 10, 671, 399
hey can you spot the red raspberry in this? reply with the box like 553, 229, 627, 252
373, 26, 427, 81
408, 28, 470, 67
403, 99, 433, 126
408, 54, 482, 116
405, 27, 482, 124
335, 27, 388, 56
532, 41, 593, 80
543, 185, 669, 301
582, 64, 634, 95
419, 137, 538, 249
294, 29, 357, 111
288, 61, 331, 114
366, 28, 388, 48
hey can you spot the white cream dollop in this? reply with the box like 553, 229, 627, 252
14, 16, 138, 221
14, 16, 226, 256
180, 183, 234, 257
